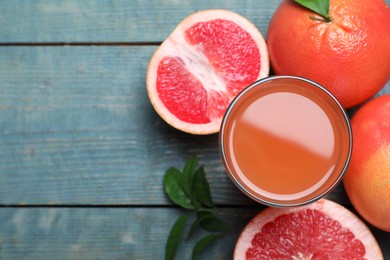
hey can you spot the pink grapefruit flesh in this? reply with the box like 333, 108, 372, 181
147, 9, 269, 134
234, 199, 383, 260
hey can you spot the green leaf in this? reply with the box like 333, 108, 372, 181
179, 155, 198, 201
165, 215, 188, 260
186, 219, 201, 240
295, 0, 331, 22
197, 211, 229, 232
191, 234, 220, 260
183, 154, 198, 175
164, 167, 195, 209
192, 166, 214, 208
187, 211, 215, 239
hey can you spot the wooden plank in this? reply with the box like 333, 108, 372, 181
1, 207, 389, 259
0, 46, 241, 205
0, 207, 258, 259
0, 46, 389, 205
0, 0, 282, 43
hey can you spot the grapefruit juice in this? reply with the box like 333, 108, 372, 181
220, 76, 352, 207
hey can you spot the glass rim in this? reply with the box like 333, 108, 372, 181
219, 75, 353, 208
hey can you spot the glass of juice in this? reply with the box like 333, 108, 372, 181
219, 76, 352, 207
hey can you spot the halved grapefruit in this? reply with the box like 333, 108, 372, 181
146, 9, 269, 134
234, 199, 383, 259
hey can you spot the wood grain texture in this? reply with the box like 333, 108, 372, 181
0, 0, 282, 43
2, 0, 388, 44
0, 46, 239, 205
0, 207, 258, 259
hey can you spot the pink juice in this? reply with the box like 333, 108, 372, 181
220, 76, 352, 207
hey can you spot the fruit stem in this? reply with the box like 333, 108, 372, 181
310, 15, 332, 23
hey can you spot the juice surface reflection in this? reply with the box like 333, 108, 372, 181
221, 78, 351, 205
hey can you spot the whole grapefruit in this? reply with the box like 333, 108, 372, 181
267, 0, 390, 109
146, 10, 269, 134
343, 94, 390, 232
234, 199, 382, 259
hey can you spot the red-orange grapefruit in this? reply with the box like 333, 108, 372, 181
234, 199, 383, 259
343, 94, 390, 232
146, 10, 269, 134
267, 0, 390, 109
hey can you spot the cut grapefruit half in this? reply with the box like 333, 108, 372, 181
146, 9, 269, 134
235, 199, 383, 260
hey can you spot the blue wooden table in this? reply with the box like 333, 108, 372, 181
0, 1, 389, 259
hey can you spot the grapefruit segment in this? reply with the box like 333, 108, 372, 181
156, 56, 210, 124
147, 9, 269, 134
234, 199, 383, 260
